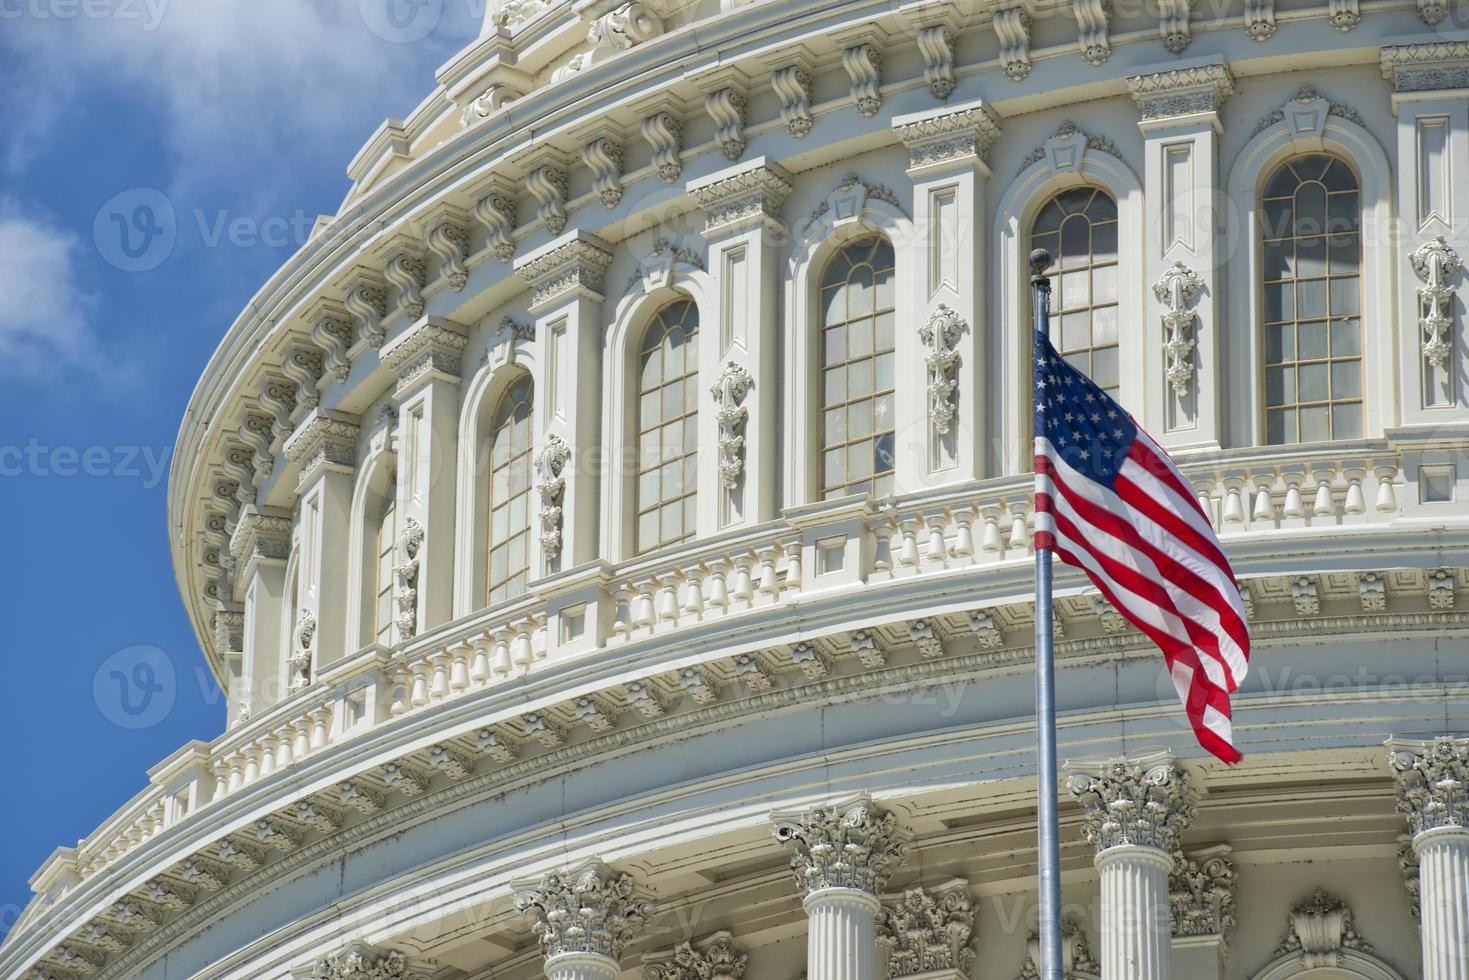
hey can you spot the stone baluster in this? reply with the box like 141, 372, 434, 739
492, 627, 515, 676
449, 639, 472, 693
952, 508, 976, 563
512, 619, 536, 670
308, 703, 332, 750
258, 735, 277, 778
409, 656, 431, 708
655, 573, 680, 626
783, 541, 804, 594
1388, 736, 1469, 980
612, 583, 636, 639
980, 508, 1004, 554
469, 633, 492, 685
1067, 755, 1196, 980
1310, 466, 1337, 519
771, 796, 911, 980
291, 715, 311, 762
1343, 466, 1368, 515
706, 559, 731, 612
682, 562, 707, 619
731, 553, 755, 607
429, 648, 452, 700
513, 859, 650, 980
756, 547, 781, 602
925, 513, 949, 566
242, 744, 262, 785
898, 518, 922, 571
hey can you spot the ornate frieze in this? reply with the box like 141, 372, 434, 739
770, 64, 814, 138
908, 618, 945, 658
1388, 735, 1469, 835
283, 410, 360, 490
379, 317, 469, 393
643, 931, 748, 980
1066, 756, 1196, 854
513, 859, 650, 961
1169, 847, 1236, 936
893, 102, 1002, 175
993, 6, 1032, 81
582, 137, 626, 209
536, 434, 572, 562
1126, 64, 1234, 121
711, 361, 753, 490
228, 506, 291, 580
919, 305, 964, 435
1410, 237, 1461, 371
1380, 41, 1469, 93
876, 880, 975, 978
771, 795, 910, 895
515, 233, 613, 309
915, 25, 956, 99
1073, 0, 1111, 64
841, 43, 883, 117
1273, 889, 1372, 969
1153, 262, 1204, 397
460, 82, 523, 127
687, 160, 793, 236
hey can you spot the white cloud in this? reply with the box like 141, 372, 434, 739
0, 202, 96, 373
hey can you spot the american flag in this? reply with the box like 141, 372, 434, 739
1032, 330, 1250, 764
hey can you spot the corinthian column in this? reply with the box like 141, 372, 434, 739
771, 795, 911, 980
513, 859, 651, 980
1067, 755, 1196, 980
1388, 736, 1469, 980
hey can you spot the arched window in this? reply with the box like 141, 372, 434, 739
1030, 187, 1119, 393
487, 377, 534, 605
820, 237, 896, 499
1261, 154, 1362, 443
372, 471, 397, 645
635, 299, 699, 553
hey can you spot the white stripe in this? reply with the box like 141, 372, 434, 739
1202, 703, 1233, 744
1038, 470, 1237, 690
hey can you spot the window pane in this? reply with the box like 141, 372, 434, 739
1331, 318, 1361, 357
1298, 320, 1328, 359
1300, 405, 1330, 442
1333, 401, 1362, 439
635, 299, 700, 553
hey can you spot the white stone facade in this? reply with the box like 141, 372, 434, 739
5, 1, 1469, 978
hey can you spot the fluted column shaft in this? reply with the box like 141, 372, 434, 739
546, 950, 621, 980
804, 887, 881, 980
1096, 845, 1175, 980
1417, 827, 1469, 980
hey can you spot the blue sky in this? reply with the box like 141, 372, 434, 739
0, 0, 480, 935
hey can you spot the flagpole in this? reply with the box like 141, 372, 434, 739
1030, 247, 1064, 980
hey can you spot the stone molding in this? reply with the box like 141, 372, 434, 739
1380, 41, 1469, 93
514, 232, 614, 310
686, 157, 793, 236
770, 795, 910, 895
1066, 754, 1196, 855
378, 317, 470, 393
1126, 62, 1234, 121
227, 506, 293, 582
512, 858, 650, 962
891, 100, 1002, 175
283, 411, 361, 489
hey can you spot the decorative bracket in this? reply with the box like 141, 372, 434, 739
1153, 261, 1205, 397
1410, 236, 1462, 370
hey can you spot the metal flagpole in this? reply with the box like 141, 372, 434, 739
1029, 247, 1064, 980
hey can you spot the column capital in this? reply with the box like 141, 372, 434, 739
1066, 754, 1196, 855
514, 230, 613, 312
512, 858, 651, 963
891, 99, 1002, 177
379, 316, 469, 395
687, 157, 794, 237
642, 931, 748, 980
283, 410, 360, 489
770, 794, 911, 896
1169, 844, 1236, 938
1387, 735, 1469, 837
1380, 41, 1469, 94
304, 940, 430, 979
228, 505, 293, 581
1126, 60, 1234, 128
875, 878, 976, 979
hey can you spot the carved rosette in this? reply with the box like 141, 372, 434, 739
1152, 262, 1205, 397
918, 306, 964, 436
710, 362, 753, 490
1409, 237, 1462, 371
1169, 849, 1236, 936
643, 932, 748, 980
1273, 889, 1372, 969
875, 881, 976, 978
1388, 735, 1469, 836
771, 796, 910, 895
514, 860, 650, 962
536, 434, 572, 562
1066, 757, 1196, 854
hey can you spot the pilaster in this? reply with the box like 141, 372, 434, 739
228, 506, 292, 716
283, 410, 361, 683
892, 99, 1001, 487
1169, 844, 1235, 979
1067, 755, 1197, 980
513, 859, 651, 980
1382, 43, 1469, 424
1127, 59, 1234, 451
1388, 736, 1469, 980
687, 158, 792, 531
876, 879, 975, 980
515, 231, 613, 574
380, 316, 468, 640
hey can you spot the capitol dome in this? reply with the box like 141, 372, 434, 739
5, 0, 1469, 978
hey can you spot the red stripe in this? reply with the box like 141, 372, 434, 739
1123, 442, 1235, 572
1127, 433, 1211, 524
1038, 472, 1246, 690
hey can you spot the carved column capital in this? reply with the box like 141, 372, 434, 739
771, 795, 911, 895
1066, 755, 1196, 855
514, 231, 614, 313
892, 99, 1002, 177
876, 879, 976, 978
1169, 845, 1236, 937
228, 505, 293, 582
1388, 735, 1469, 837
643, 931, 748, 980
1380, 41, 1469, 93
687, 157, 794, 237
308, 940, 429, 980
513, 859, 651, 963
1126, 62, 1234, 124
378, 316, 469, 394
283, 410, 360, 490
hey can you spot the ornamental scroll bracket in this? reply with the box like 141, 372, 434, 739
1152, 261, 1205, 397
536, 434, 572, 563
919, 306, 964, 436
1410, 236, 1462, 371
710, 362, 753, 490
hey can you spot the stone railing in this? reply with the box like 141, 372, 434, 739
39, 439, 1455, 904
